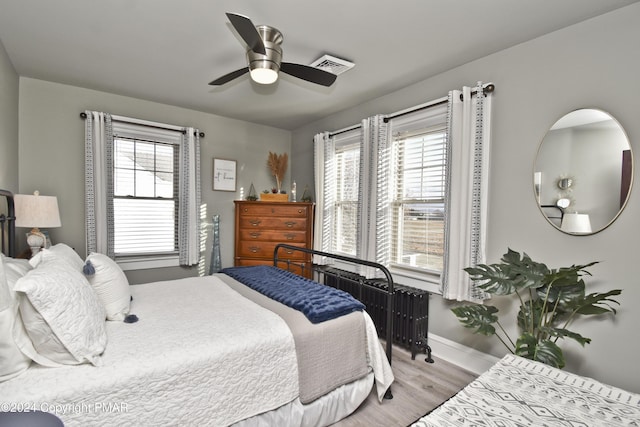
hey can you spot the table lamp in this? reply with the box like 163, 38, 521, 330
560, 212, 592, 234
14, 191, 62, 256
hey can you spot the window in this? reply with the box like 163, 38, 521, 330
390, 126, 446, 272
316, 83, 492, 297
387, 105, 448, 274
318, 104, 448, 280
333, 130, 361, 256
112, 122, 181, 258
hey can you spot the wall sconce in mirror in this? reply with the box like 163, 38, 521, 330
557, 177, 574, 191
534, 108, 633, 235
556, 198, 571, 209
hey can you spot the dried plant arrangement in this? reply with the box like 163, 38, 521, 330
267, 151, 288, 193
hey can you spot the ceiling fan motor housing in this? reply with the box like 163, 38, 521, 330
247, 25, 283, 80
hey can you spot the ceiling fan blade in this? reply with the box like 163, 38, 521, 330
209, 67, 249, 85
226, 12, 266, 55
280, 63, 337, 87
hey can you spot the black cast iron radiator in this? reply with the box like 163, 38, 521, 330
318, 267, 433, 362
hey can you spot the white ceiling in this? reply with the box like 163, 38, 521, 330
1, 0, 638, 130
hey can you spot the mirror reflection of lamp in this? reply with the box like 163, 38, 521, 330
14, 191, 62, 256
561, 212, 592, 234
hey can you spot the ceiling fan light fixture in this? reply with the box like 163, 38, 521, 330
210, 13, 338, 87
250, 63, 279, 84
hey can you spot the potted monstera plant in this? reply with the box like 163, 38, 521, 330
451, 249, 621, 369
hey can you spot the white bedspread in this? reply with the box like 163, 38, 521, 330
0, 276, 299, 426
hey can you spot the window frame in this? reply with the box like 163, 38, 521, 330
331, 129, 362, 257
388, 124, 447, 275
111, 121, 183, 270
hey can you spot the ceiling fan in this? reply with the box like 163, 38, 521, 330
209, 13, 338, 87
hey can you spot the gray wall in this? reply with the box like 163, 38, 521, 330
0, 37, 19, 193
291, 4, 640, 392
17, 78, 291, 283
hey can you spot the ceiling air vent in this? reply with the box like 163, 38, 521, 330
309, 55, 355, 75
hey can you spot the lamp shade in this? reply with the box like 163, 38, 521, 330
14, 192, 62, 228
561, 213, 591, 234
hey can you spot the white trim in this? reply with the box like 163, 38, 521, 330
428, 333, 500, 376
117, 255, 179, 271
389, 268, 442, 295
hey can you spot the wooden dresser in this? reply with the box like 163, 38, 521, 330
234, 201, 314, 277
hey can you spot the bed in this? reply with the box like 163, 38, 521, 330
0, 189, 394, 426
412, 353, 640, 427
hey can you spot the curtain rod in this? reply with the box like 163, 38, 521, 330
80, 112, 205, 138
329, 123, 362, 138
383, 83, 495, 123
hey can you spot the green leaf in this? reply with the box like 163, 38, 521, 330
539, 326, 591, 346
540, 280, 585, 307
515, 334, 565, 368
464, 264, 518, 295
501, 249, 549, 291
464, 249, 549, 295
451, 305, 498, 336
571, 289, 622, 315
516, 298, 545, 333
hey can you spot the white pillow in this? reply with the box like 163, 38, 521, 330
14, 259, 107, 366
84, 253, 131, 321
29, 243, 84, 271
0, 255, 31, 381
3, 256, 32, 296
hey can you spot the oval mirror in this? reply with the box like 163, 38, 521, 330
534, 109, 633, 235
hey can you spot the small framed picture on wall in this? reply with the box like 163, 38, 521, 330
212, 158, 237, 191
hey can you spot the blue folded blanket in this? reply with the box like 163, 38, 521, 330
221, 265, 365, 323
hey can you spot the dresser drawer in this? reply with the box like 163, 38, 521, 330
237, 241, 307, 260
239, 203, 309, 218
238, 217, 307, 231
239, 229, 307, 243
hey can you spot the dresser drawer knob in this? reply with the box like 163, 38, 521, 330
249, 232, 260, 239
249, 219, 261, 226
249, 246, 260, 253
284, 221, 296, 228
284, 233, 295, 240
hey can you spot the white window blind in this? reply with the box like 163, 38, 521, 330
112, 122, 181, 256
389, 104, 448, 272
333, 129, 361, 255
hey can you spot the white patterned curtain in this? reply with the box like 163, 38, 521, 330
440, 82, 493, 302
84, 111, 114, 257
85, 112, 201, 266
312, 132, 334, 265
178, 128, 201, 266
358, 115, 391, 277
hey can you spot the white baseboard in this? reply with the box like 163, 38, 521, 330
428, 333, 500, 375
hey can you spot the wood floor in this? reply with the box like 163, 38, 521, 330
333, 345, 477, 427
